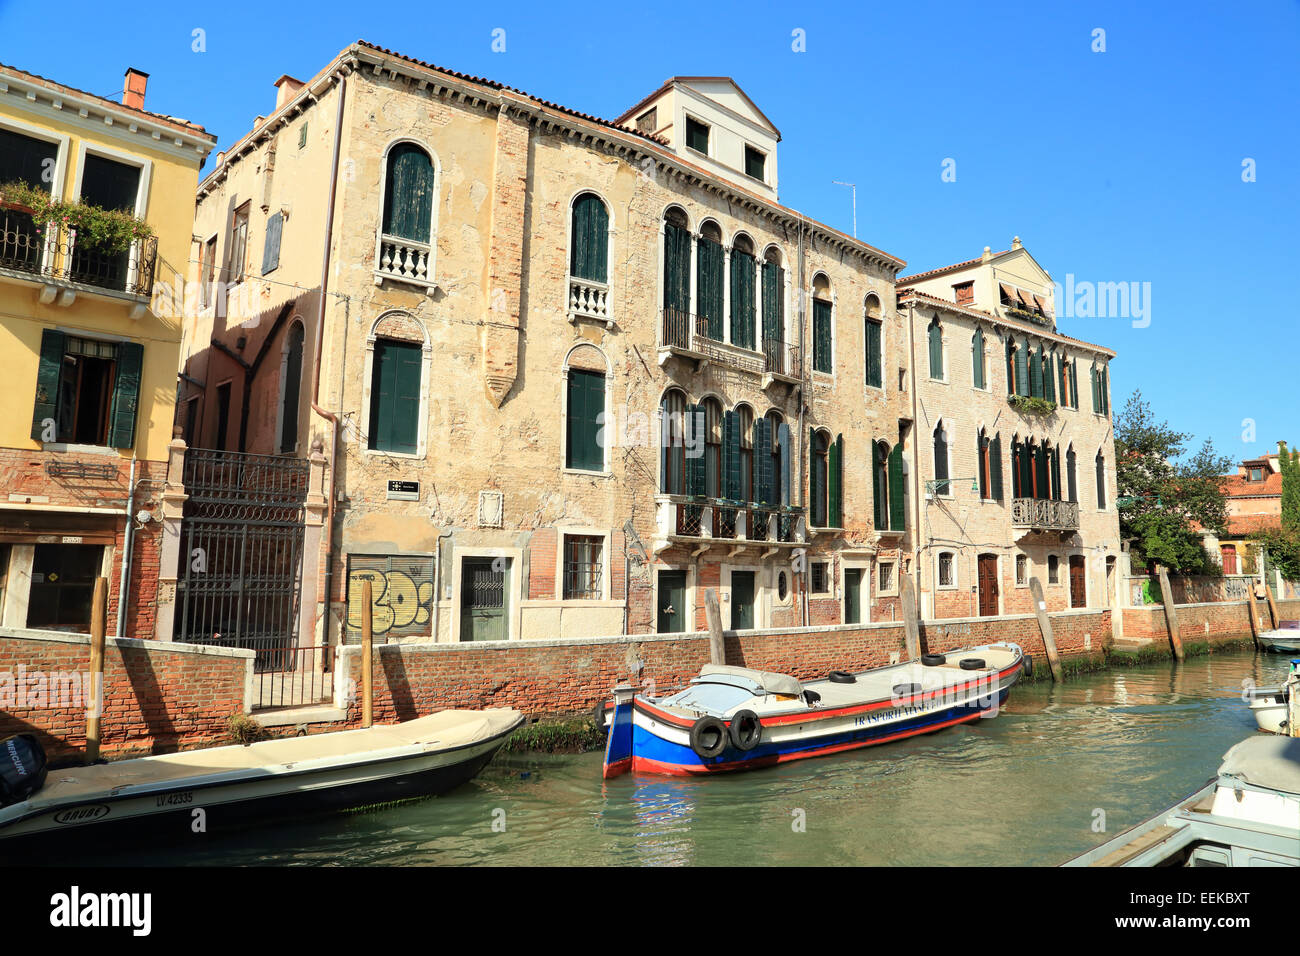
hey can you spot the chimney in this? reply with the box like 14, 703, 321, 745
981, 245, 992, 262
274, 75, 306, 112
123, 68, 149, 110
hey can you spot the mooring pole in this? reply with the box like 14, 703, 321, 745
900, 575, 922, 660
1027, 577, 1064, 682
1156, 566, 1185, 661
1263, 582, 1281, 632
704, 589, 725, 666
1243, 583, 1262, 650
361, 579, 373, 729
85, 577, 108, 763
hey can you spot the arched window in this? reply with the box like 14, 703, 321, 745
730, 234, 756, 350
927, 317, 944, 380
1061, 358, 1072, 407
1066, 445, 1078, 502
1095, 450, 1107, 509
761, 249, 785, 369
659, 388, 688, 494
565, 347, 607, 473
697, 221, 724, 341
971, 326, 985, 390
569, 192, 609, 283
811, 430, 830, 527
1006, 337, 1017, 396
382, 143, 434, 242
977, 427, 1002, 501
937, 551, 955, 588
662, 207, 691, 345
702, 397, 723, 499
933, 420, 950, 492
737, 404, 754, 503
278, 322, 304, 454
1029, 342, 1044, 397
865, 294, 883, 389
812, 274, 833, 373
874, 440, 891, 529
765, 410, 786, 505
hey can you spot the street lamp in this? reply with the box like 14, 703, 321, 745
926, 477, 980, 497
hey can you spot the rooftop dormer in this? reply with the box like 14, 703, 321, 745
898, 237, 1056, 332
617, 76, 780, 200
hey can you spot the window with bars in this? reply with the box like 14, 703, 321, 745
563, 535, 604, 600
878, 561, 895, 594
1015, 554, 1028, 586
810, 561, 829, 594
938, 552, 955, 588
1048, 554, 1060, 584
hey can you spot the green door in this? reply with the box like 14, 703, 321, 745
844, 568, 863, 624
657, 570, 687, 634
460, 558, 509, 641
731, 570, 755, 630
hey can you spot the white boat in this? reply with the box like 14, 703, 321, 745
1258, 629, 1300, 654
1063, 735, 1300, 867
0, 708, 522, 851
1248, 658, 1298, 735
600, 642, 1026, 777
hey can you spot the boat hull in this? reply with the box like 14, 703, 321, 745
0, 720, 517, 854
1258, 632, 1300, 653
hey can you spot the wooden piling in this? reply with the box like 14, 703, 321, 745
85, 577, 108, 764
900, 575, 922, 660
1027, 577, 1064, 682
704, 589, 725, 666
1156, 566, 1184, 661
361, 579, 373, 729
1244, 585, 1262, 650
1263, 583, 1281, 631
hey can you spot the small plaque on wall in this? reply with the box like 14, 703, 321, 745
386, 480, 420, 501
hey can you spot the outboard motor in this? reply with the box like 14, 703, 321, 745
0, 734, 48, 807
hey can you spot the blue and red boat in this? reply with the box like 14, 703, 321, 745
601, 642, 1027, 778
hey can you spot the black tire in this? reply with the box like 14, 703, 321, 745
828, 670, 856, 683
959, 657, 987, 670
921, 653, 946, 667
689, 716, 729, 759
728, 709, 762, 751
1022, 655, 1033, 677
592, 700, 609, 732
892, 682, 922, 698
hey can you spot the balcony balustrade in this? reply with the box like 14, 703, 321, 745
655, 494, 806, 551
1011, 496, 1080, 531
568, 275, 611, 324
375, 232, 432, 288
0, 206, 157, 298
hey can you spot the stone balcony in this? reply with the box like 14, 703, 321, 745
658, 307, 801, 386
1011, 496, 1080, 532
652, 494, 806, 556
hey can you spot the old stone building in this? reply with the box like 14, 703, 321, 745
896, 241, 1122, 619
181, 41, 923, 648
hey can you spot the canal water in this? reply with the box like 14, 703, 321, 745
55, 649, 1296, 867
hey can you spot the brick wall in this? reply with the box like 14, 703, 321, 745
1121, 599, 1281, 645
335, 608, 1111, 722
0, 628, 253, 760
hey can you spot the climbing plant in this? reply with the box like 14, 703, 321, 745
0, 179, 153, 253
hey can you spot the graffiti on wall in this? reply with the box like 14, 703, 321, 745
346, 555, 436, 639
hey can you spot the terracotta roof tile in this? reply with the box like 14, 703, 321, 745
896, 287, 1115, 356
896, 252, 1008, 286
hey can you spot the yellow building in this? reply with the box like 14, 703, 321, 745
0, 63, 215, 637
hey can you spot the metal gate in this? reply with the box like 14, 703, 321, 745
174, 448, 317, 709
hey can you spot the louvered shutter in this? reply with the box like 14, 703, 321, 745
752, 420, 768, 504
1051, 447, 1062, 501
1006, 338, 1016, 395
872, 444, 885, 529
723, 411, 741, 501
686, 404, 705, 497
1096, 454, 1107, 508
761, 261, 782, 349
971, 328, 984, 389
990, 434, 1004, 501
1015, 340, 1030, 396
1067, 449, 1078, 502
1071, 359, 1079, 407
107, 341, 144, 450
928, 322, 943, 379
1030, 346, 1043, 398
888, 442, 905, 532
866, 320, 882, 388
934, 427, 949, 483
382, 144, 434, 243
31, 329, 65, 441
663, 223, 691, 313
813, 299, 832, 372
828, 433, 843, 528
977, 432, 987, 498
1045, 353, 1056, 402
778, 423, 792, 506
571, 195, 609, 283
698, 238, 724, 340
1035, 444, 1049, 499
261, 211, 283, 275
730, 250, 756, 350
566, 369, 604, 472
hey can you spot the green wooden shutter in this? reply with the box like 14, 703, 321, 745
872, 444, 884, 529
990, 434, 1004, 501
761, 261, 782, 349
723, 411, 741, 501
697, 238, 724, 340
1045, 352, 1056, 403
382, 144, 434, 243
107, 341, 144, 450
888, 442, 905, 532
31, 329, 65, 441
971, 327, 984, 389
730, 250, 756, 350
1067, 448, 1078, 502
1096, 454, 1107, 508
1030, 345, 1043, 398
261, 211, 284, 275
933, 426, 949, 484
1035, 443, 1049, 499
663, 222, 691, 313
977, 432, 987, 498
1070, 359, 1079, 408
369, 340, 421, 453
570, 194, 609, 283
1051, 447, 1062, 501
753, 420, 773, 505
828, 433, 842, 528
685, 405, 705, 496
813, 299, 832, 372
1015, 340, 1030, 396
928, 321, 943, 379
778, 423, 791, 506
566, 369, 604, 471
866, 320, 882, 388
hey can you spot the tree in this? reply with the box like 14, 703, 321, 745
1251, 441, 1300, 581
1279, 441, 1300, 530
1114, 390, 1232, 573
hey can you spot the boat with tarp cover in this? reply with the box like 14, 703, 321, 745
0, 708, 522, 850
600, 642, 1026, 777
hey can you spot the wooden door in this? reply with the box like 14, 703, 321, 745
844, 568, 863, 624
977, 553, 999, 617
731, 570, 755, 630
657, 570, 687, 634
460, 558, 509, 641
1069, 555, 1086, 608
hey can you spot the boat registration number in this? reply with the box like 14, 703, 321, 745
156, 791, 194, 807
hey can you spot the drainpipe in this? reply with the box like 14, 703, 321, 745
115, 454, 137, 638
906, 300, 924, 620
796, 215, 809, 628
309, 68, 348, 646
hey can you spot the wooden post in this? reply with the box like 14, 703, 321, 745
1263, 582, 1281, 631
1244, 585, 1262, 650
1156, 566, 1184, 661
900, 574, 922, 660
1027, 577, 1064, 682
361, 579, 373, 729
85, 577, 108, 764
704, 589, 725, 666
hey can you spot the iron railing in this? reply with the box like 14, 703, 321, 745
763, 338, 802, 379
1010, 496, 1080, 530
0, 206, 157, 297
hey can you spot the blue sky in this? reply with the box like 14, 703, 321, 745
2, 0, 1295, 465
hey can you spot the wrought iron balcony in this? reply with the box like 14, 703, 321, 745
654, 494, 806, 553
659, 307, 766, 375
0, 206, 157, 298
1011, 496, 1079, 531
762, 337, 802, 381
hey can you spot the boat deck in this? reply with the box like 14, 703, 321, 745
799, 649, 1015, 709
28, 709, 521, 807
